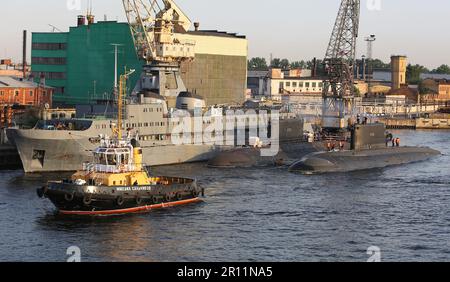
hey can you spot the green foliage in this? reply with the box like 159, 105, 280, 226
370, 59, 391, 69
247, 57, 268, 71
290, 60, 307, 69
407, 64, 429, 84
270, 58, 282, 68
431, 64, 450, 74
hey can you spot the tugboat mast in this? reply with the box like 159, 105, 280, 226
117, 69, 135, 140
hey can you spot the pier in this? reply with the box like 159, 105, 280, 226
380, 117, 450, 130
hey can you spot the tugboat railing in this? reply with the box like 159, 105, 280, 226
82, 162, 138, 173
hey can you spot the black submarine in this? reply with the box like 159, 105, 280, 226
289, 123, 441, 174
207, 118, 318, 168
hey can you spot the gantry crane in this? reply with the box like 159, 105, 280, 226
122, 0, 195, 97
322, 0, 360, 131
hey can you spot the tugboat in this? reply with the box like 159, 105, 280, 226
36, 136, 203, 216
36, 70, 204, 216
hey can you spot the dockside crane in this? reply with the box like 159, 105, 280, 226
322, 0, 360, 131
122, 0, 195, 97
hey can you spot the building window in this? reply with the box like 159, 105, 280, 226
305, 82, 310, 88
0, 91, 3, 96
32, 43, 67, 51
31, 57, 66, 65
32, 72, 66, 80
312, 82, 317, 88
293, 82, 297, 87
29, 91, 33, 97
299, 82, 304, 87
286, 82, 291, 87
15, 90, 19, 96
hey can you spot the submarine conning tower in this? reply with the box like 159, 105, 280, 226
350, 123, 387, 151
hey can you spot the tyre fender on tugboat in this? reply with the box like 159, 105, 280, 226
83, 194, 92, 205
116, 196, 125, 206
64, 192, 75, 202
151, 195, 159, 204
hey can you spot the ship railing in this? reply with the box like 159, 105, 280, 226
82, 163, 138, 173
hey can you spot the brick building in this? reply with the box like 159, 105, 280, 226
421, 79, 450, 102
0, 76, 53, 107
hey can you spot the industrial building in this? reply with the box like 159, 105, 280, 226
421, 79, 450, 101
247, 68, 323, 101
31, 17, 248, 107
391, 55, 407, 90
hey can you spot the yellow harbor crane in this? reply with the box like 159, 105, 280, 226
121, 0, 196, 97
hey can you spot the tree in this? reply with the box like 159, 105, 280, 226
270, 58, 282, 68
431, 64, 450, 74
290, 60, 307, 69
406, 64, 429, 84
248, 57, 268, 71
280, 59, 290, 70
369, 59, 390, 69
270, 58, 290, 70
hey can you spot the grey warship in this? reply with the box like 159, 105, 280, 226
7, 92, 303, 173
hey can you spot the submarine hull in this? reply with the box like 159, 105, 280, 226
289, 147, 441, 174
208, 142, 318, 168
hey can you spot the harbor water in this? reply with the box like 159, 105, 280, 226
0, 130, 449, 262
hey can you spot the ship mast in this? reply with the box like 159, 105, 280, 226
117, 69, 135, 140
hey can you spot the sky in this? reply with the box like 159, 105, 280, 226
1, 0, 449, 69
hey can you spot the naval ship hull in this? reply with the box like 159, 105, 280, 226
7, 115, 304, 173
8, 129, 228, 173
289, 147, 441, 174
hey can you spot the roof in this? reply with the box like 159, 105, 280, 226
0, 76, 53, 89
388, 87, 419, 102
420, 73, 450, 80
187, 30, 246, 39
271, 76, 326, 81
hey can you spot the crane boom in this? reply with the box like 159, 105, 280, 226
122, 0, 195, 63
322, 0, 360, 130
121, 0, 196, 98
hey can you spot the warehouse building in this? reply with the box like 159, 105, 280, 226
31, 18, 248, 107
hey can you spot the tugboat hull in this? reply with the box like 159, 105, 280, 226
38, 178, 203, 216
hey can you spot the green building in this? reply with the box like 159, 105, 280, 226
32, 20, 248, 107
32, 21, 141, 106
